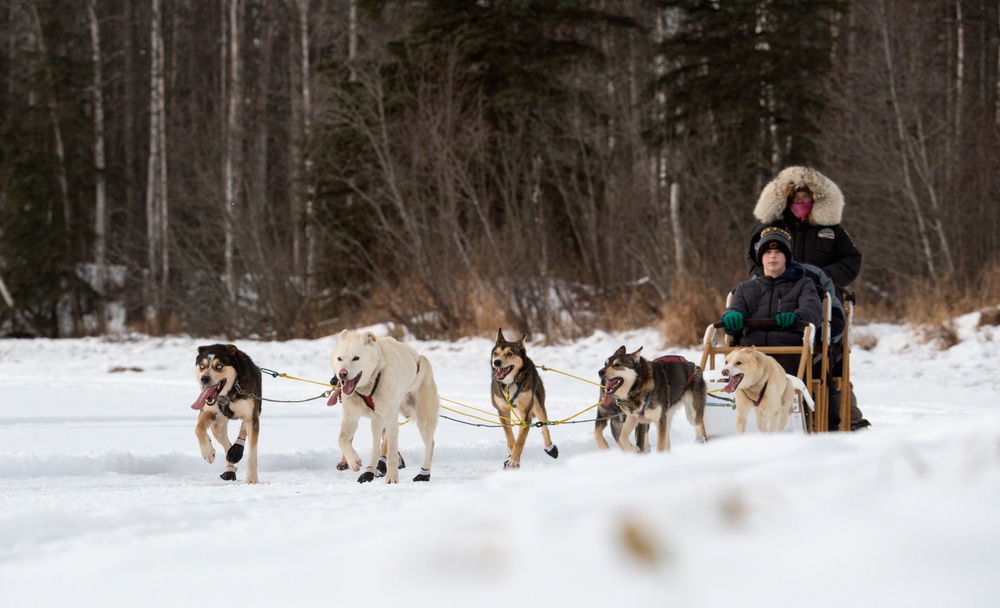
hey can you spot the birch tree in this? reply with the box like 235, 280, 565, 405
146, 0, 168, 328
87, 0, 108, 331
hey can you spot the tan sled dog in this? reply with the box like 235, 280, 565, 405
721, 346, 794, 434
329, 330, 439, 483
490, 329, 558, 469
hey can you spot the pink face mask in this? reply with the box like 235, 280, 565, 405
790, 201, 813, 221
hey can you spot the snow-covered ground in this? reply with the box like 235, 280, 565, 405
1, 315, 998, 607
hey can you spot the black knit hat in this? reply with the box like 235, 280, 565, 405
755, 227, 793, 266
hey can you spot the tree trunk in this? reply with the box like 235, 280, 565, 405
87, 0, 108, 332
224, 0, 242, 303
146, 0, 166, 330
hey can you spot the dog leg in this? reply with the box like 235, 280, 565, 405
687, 399, 708, 444
594, 417, 611, 450
735, 403, 749, 435
244, 413, 260, 484
754, 407, 769, 433
658, 407, 675, 452
356, 416, 387, 483
380, 416, 400, 484
617, 415, 641, 453
535, 405, 558, 459
195, 411, 217, 463
507, 418, 533, 469
227, 421, 247, 464
774, 383, 795, 433
338, 408, 363, 472
209, 415, 239, 481
412, 378, 439, 481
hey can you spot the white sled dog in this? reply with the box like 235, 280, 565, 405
329, 330, 439, 483
721, 346, 797, 434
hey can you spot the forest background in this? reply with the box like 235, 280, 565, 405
1, 0, 998, 343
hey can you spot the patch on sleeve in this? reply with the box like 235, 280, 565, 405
818, 228, 836, 239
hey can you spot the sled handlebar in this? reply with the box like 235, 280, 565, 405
712, 318, 810, 330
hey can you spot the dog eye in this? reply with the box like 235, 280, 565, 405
352, 356, 359, 361
215, 364, 223, 371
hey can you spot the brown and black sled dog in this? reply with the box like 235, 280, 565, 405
191, 344, 262, 483
599, 346, 707, 452
490, 329, 559, 469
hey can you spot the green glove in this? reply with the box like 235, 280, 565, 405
776, 312, 797, 329
722, 311, 744, 332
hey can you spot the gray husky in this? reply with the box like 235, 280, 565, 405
599, 346, 708, 452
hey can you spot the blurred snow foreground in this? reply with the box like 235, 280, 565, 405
1, 314, 999, 607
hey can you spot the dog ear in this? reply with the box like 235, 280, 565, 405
225, 344, 238, 355
197, 345, 209, 355
631, 346, 644, 358
517, 334, 526, 348
614, 345, 627, 356
496, 328, 505, 343
363, 331, 378, 345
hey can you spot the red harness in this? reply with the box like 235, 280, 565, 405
750, 381, 769, 407
653, 355, 698, 384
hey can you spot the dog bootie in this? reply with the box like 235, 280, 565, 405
358, 466, 377, 483
375, 457, 388, 477
220, 465, 237, 481
226, 437, 246, 464
544, 443, 559, 459
413, 468, 431, 482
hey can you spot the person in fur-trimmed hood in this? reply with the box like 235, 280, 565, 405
747, 166, 862, 289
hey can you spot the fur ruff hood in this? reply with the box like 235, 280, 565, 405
753, 166, 845, 226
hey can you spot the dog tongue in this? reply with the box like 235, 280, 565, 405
723, 374, 743, 394
602, 391, 615, 408
326, 387, 342, 406
191, 384, 218, 410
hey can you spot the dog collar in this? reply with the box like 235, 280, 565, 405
751, 381, 769, 407
502, 375, 523, 406
359, 372, 382, 410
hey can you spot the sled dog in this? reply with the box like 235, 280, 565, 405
599, 347, 707, 452
490, 329, 559, 469
191, 344, 262, 484
329, 330, 439, 483
721, 346, 795, 434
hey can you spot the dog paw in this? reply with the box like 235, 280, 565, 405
413, 472, 430, 482
220, 470, 237, 481
503, 459, 520, 470
357, 471, 375, 484
200, 444, 215, 464
384, 472, 399, 484
226, 443, 244, 464
544, 444, 559, 459
397, 452, 406, 470
336, 459, 349, 471
245, 475, 258, 485
349, 459, 362, 472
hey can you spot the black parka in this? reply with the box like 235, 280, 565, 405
724, 265, 824, 348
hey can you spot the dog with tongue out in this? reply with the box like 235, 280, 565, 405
191, 344, 262, 483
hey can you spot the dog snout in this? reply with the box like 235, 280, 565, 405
338, 368, 349, 379
721, 368, 729, 377
597, 368, 605, 378
200, 374, 211, 385
492, 359, 501, 368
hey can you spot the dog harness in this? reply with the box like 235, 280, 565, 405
358, 373, 382, 410
750, 381, 769, 407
